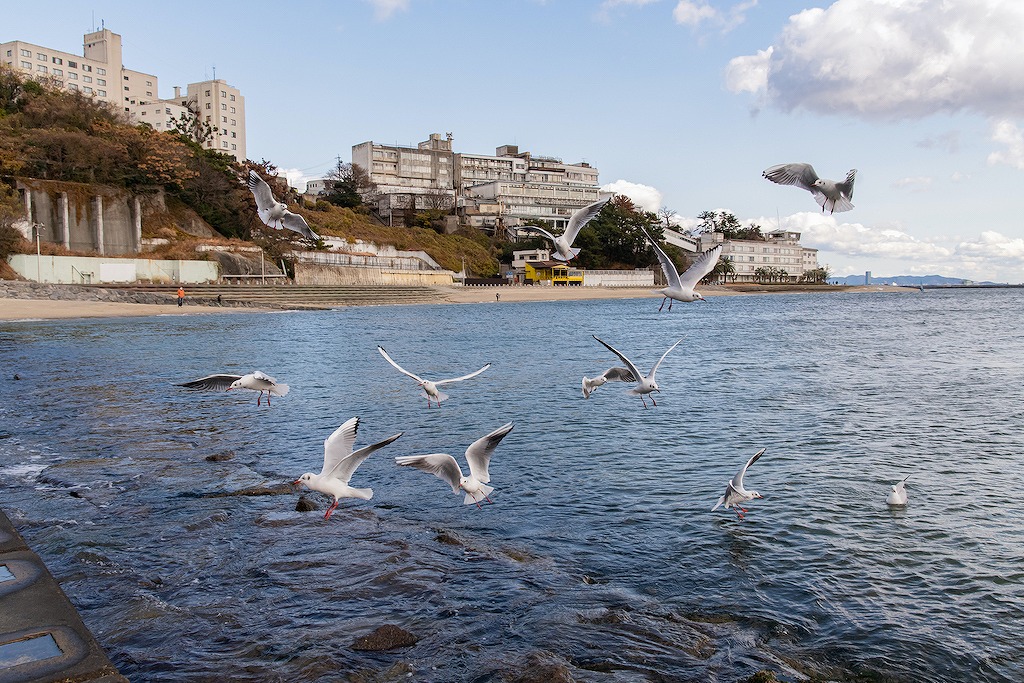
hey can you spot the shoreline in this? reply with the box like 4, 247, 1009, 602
0, 283, 916, 321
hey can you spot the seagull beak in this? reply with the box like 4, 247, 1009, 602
292, 479, 302, 486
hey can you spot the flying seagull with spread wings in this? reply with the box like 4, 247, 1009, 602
592, 335, 682, 409
293, 417, 403, 520
762, 163, 857, 214
176, 370, 289, 406
518, 195, 611, 261
377, 346, 490, 408
246, 169, 320, 240
712, 448, 766, 519
395, 422, 514, 507
642, 228, 721, 311
582, 366, 636, 399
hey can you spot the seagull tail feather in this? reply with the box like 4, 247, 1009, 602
464, 485, 494, 505
349, 487, 373, 501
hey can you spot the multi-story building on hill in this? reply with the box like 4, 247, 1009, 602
2, 28, 247, 162
352, 133, 601, 235
700, 229, 819, 282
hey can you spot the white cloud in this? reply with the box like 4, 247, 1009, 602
596, 0, 660, 22
987, 119, 1024, 169
950, 171, 970, 182
367, 0, 409, 20
891, 176, 933, 192
673, 0, 756, 32
601, 179, 663, 213
278, 168, 311, 192
777, 212, 954, 260
727, 0, 1024, 119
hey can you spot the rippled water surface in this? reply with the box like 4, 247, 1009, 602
2, 288, 1023, 682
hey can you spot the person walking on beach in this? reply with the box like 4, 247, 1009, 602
177, 286, 185, 307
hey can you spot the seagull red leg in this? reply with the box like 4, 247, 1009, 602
658, 297, 666, 312
324, 500, 339, 520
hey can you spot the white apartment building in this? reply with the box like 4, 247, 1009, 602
3, 29, 247, 163
700, 229, 819, 282
2, 29, 157, 112
352, 133, 601, 233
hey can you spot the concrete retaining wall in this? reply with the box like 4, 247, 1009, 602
582, 269, 656, 287
8, 255, 219, 284
294, 263, 454, 286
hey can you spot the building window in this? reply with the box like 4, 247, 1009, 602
124, 75, 129, 80
97, 68, 105, 75
205, 90, 210, 96
165, 107, 171, 114
98, 90, 106, 97
221, 141, 228, 148
83, 75, 92, 83
21, 49, 31, 57
220, 103, 226, 110
140, 110, 146, 116
84, 65, 92, 72
230, 94, 235, 101
124, 85, 128, 91
51, 56, 62, 65
84, 87, 93, 94
68, 60, 77, 68
220, 90, 226, 97
37, 52, 46, 60
6, 49, 12, 57
230, 119, 235, 125
222, 116, 227, 123
146, 80, 152, 86
53, 68, 62, 76
231, 131, 236, 138
20, 61, 31, 69
97, 79, 105, 85
231, 144, 237, 150
146, 91, 152, 96
37, 65, 47, 73
229, 106, 235, 114
69, 83, 78, 90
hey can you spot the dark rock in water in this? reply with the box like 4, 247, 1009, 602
435, 529, 464, 546
504, 652, 576, 683
69, 490, 83, 499
351, 625, 419, 651
295, 495, 318, 512
347, 662, 415, 682
740, 671, 780, 683
204, 483, 293, 497
205, 451, 235, 462
13, 374, 20, 380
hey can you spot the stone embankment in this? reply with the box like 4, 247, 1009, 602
0, 281, 446, 309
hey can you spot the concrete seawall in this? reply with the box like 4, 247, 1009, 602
0, 510, 127, 683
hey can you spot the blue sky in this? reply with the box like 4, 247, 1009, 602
6, 1, 1024, 282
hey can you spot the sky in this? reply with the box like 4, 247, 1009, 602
5, 0, 1024, 282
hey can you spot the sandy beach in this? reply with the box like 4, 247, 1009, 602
0, 283, 914, 321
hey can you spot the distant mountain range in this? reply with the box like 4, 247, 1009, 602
831, 274, 1003, 286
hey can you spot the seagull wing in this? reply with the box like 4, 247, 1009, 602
247, 170, 277, 212
592, 335, 644, 383
678, 244, 723, 290
251, 370, 278, 385
377, 346, 426, 384
320, 417, 360, 477
601, 366, 636, 383
763, 163, 820, 193
176, 374, 242, 391
733, 448, 766, 491
433, 363, 491, 386
648, 338, 683, 383
518, 225, 557, 243
562, 196, 611, 246
327, 432, 403, 483
642, 228, 682, 290
464, 422, 514, 484
281, 210, 320, 240
395, 453, 464, 493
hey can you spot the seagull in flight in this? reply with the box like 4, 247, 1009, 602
177, 371, 289, 406
886, 475, 909, 506
591, 335, 682, 409
712, 448, 766, 519
518, 195, 611, 261
582, 366, 636, 399
642, 229, 721, 311
293, 417, 402, 520
377, 346, 490, 408
395, 422, 514, 508
246, 169, 320, 240
762, 163, 857, 214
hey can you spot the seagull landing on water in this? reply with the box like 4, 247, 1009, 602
591, 335, 682, 409
517, 195, 611, 262
293, 417, 402, 520
176, 371, 289, 406
762, 163, 857, 215
712, 448, 766, 519
642, 229, 722, 311
582, 366, 636, 399
246, 170, 320, 240
886, 475, 909, 506
395, 422, 514, 508
377, 345, 490, 409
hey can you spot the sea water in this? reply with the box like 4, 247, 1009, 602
1, 288, 1022, 682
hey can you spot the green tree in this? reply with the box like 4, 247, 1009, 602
712, 255, 736, 283
574, 195, 661, 269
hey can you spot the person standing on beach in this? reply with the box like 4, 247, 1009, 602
177, 286, 185, 307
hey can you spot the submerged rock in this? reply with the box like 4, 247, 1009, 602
351, 625, 419, 651
295, 495, 318, 512
503, 652, 575, 683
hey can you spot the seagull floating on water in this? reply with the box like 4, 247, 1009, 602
247, 169, 320, 240
886, 475, 909, 506
518, 195, 611, 261
712, 448, 766, 519
582, 366, 636, 399
293, 417, 402, 520
177, 371, 289, 406
395, 422, 514, 508
762, 163, 857, 214
642, 229, 721, 311
377, 346, 490, 408
592, 335, 682, 409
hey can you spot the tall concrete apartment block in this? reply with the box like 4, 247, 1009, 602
699, 229, 819, 283
353, 133, 601, 234
1, 28, 246, 163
